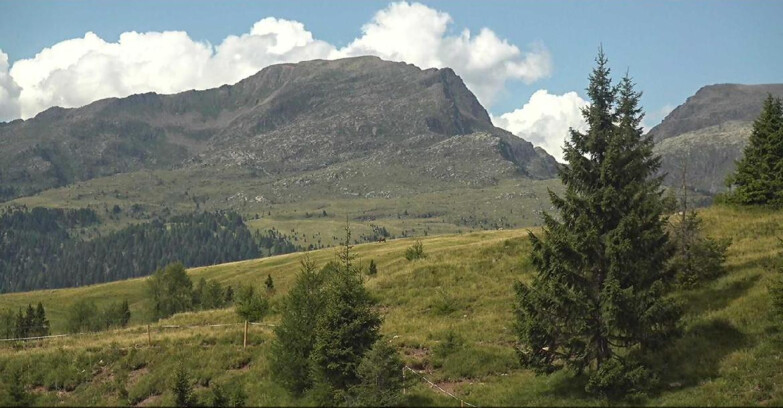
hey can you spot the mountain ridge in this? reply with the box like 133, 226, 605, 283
653, 83, 783, 195
0, 56, 557, 203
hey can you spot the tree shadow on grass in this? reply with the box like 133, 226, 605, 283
677, 273, 760, 317
648, 318, 750, 389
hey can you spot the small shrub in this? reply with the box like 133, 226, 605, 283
430, 288, 459, 315
433, 329, 464, 361
405, 240, 425, 261
367, 259, 378, 276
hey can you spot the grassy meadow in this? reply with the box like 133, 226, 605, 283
0, 205, 782, 406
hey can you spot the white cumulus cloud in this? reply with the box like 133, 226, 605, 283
337, 2, 551, 106
492, 90, 588, 162
1, 1, 551, 121
0, 50, 21, 122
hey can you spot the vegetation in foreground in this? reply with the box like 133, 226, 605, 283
0, 204, 780, 406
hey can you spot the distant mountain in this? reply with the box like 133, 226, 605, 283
0, 56, 557, 203
651, 84, 783, 195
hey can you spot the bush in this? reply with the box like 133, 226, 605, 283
367, 259, 378, 276
404, 240, 425, 261
235, 285, 269, 322
147, 262, 193, 320
66, 299, 101, 333
102, 300, 131, 329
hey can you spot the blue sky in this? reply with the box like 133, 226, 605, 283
0, 0, 781, 159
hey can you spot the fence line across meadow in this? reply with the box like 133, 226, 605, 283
1, 321, 480, 407
0, 320, 276, 344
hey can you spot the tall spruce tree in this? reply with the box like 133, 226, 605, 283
513, 49, 681, 394
725, 95, 783, 206
310, 222, 382, 404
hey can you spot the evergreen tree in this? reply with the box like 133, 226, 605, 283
265, 274, 275, 294
367, 260, 378, 276
270, 256, 326, 396
203, 280, 226, 310
310, 224, 382, 403
235, 285, 268, 322
513, 50, 681, 396
120, 300, 131, 327
667, 211, 729, 288
33, 302, 49, 336
350, 339, 406, 407
23, 304, 35, 336
725, 95, 783, 206
172, 364, 195, 407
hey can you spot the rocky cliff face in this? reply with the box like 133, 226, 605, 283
0, 56, 556, 202
651, 84, 783, 194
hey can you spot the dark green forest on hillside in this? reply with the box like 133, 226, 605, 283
0, 207, 300, 293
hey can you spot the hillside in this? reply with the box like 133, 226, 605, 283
1, 205, 781, 406
651, 84, 783, 194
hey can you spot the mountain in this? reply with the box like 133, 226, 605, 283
651, 84, 783, 195
0, 56, 557, 204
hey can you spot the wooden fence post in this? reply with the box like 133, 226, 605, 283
243, 321, 248, 349
402, 367, 406, 395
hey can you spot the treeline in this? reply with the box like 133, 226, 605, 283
58, 211, 260, 288
0, 206, 99, 291
0, 208, 300, 293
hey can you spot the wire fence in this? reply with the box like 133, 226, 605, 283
0, 320, 275, 343
2, 321, 480, 406
404, 366, 477, 407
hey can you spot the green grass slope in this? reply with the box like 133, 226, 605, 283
1, 205, 782, 406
